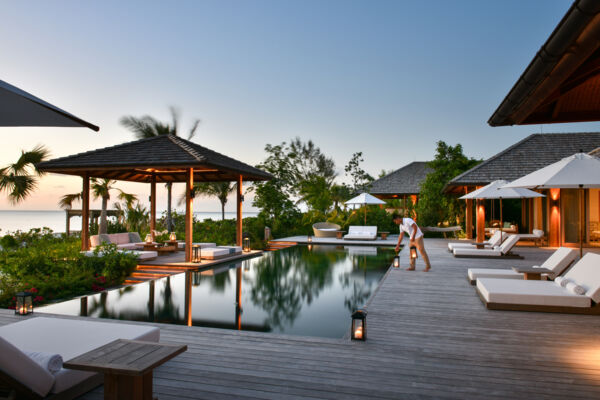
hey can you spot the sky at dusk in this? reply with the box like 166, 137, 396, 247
2, 0, 599, 212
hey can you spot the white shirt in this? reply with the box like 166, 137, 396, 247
399, 217, 423, 239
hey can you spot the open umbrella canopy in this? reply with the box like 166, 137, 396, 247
460, 180, 545, 199
503, 153, 600, 189
345, 192, 386, 206
0, 79, 99, 131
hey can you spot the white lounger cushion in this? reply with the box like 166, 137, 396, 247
562, 253, 600, 303
454, 235, 519, 257
0, 317, 159, 394
0, 336, 55, 396
477, 278, 591, 308
448, 231, 503, 251
202, 246, 242, 259
467, 247, 577, 282
344, 226, 377, 240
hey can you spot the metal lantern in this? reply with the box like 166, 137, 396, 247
307, 235, 312, 244
15, 292, 33, 315
169, 232, 177, 241
410, 245, 418, 260
351, 309, 367, 341
192, 245, 202, 263
393, 255, 400, 268
243, 237, 251, 252
145, 233, 153, 244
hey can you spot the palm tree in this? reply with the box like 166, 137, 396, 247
59, 179, 137, 234
0, 145, 49, 204
120, 106, 200, 232
178, 182, 236, 220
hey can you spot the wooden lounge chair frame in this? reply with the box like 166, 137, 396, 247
475, 286, 600, 315
467, 258, 575, 285
0, 370, 102, 400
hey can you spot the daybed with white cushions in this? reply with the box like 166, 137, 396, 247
467, 247, 577, 284
89, 232, 145, 250
447, 230, 505, 252
476, 253, 600, 314
201, 246, 243, 260
343, 226, 377, 240
0, 317, 159, 399
453, 234, 521, 258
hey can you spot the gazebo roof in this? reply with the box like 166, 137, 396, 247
369, 161, 432, 197
445, 132, 600, 192
489, 1, 600, 126
37, 134, 272, 183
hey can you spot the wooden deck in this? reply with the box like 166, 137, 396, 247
1, 239, 600, 399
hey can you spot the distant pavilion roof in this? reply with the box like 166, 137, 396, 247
370, 161, 432, 197
489, 1, 600, 126
446, 132, 600, 193
37, 134, 272, 182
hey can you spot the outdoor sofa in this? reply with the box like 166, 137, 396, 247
447, 230, 505, 252
312, 222, 341, 238
344, 226, 377, 240
467, 247, 577, 284
453, 234, 521, 258
89, 232, 145, 250
0, 317, 159, 399
476, 253, 600, 314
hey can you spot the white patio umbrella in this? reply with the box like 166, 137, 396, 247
0, 79, 99, 131
461, 180, 544, 240
345, 192, 386, 225
504, 153, 600, 257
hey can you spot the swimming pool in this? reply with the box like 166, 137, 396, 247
40, 245, 395, 338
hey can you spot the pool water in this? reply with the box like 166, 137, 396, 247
40, 245, 395, 338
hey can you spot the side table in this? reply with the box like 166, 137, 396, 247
64, 339, 187, 400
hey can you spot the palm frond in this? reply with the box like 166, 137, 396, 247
6, 175, 36, 204
17, 145, 50, 175
187, 119, 200, 140
59, 192, 82, 209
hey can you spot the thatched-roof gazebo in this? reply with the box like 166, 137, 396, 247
38, 134, 272, 261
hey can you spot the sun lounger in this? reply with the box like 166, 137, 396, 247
202, 245, 243, 260
448, 230, 505, 252
343, 226, 377, 240
0, 317, 159, 399
476, 253, 600, 314
467, 247, 577, 284
516, 229, 545, 246
453, 234, 521, 258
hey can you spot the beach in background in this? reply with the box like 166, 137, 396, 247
0, 210, 258, 234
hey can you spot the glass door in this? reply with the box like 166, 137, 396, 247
588, 189, 600, 246
561, 189, 583, 246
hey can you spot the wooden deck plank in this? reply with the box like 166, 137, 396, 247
1, 239, 599, 399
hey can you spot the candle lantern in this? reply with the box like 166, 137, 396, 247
410, 245, 418, 260
145, 233, 153, 244
393, 255, 400, 268
15, 292, 33, 315
243, 237, 251, 252
307, 235, 312, 244
192, 245, 202, 263
169, 232, 177, 241
351, 309, 367, 341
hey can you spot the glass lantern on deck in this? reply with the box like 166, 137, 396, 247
243, 237, 251, 252
351, 309, 367, 341
393, 255, 400, 268
192, 245, 202, 263
15, 292, 33, 315
410, 245, 418, 260
169, 232, 177, 241
145, 233, 153, 244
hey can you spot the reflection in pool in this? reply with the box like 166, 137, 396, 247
40, 245, 395, 338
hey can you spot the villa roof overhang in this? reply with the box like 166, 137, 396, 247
369, 161, 432, 197
37, 134, 273, 183
489, 0, 600, 126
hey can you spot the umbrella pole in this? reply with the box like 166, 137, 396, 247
364, 204, 367, 225
500, 198, 503, 242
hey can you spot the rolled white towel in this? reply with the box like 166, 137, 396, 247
565, 281, 586, 296
23, 350, 63, 374
554, 276, 569, 287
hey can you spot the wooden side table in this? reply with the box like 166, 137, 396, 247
380, 232, 389, 240
142, 243, 157, 251
474, 242, 486, 249
335, 231, 345, 239
512, 266, 552, 280
64, 339, 187, 400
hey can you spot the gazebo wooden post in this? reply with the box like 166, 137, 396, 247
466, 199, 473, 239
150, 175, 156, 240
236, 175, 243, 246
81, 174, 90, 251
185, 168, 194, 263
476, 199, 485, 243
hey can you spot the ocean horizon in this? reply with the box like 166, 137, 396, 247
0, 210, 259, 234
